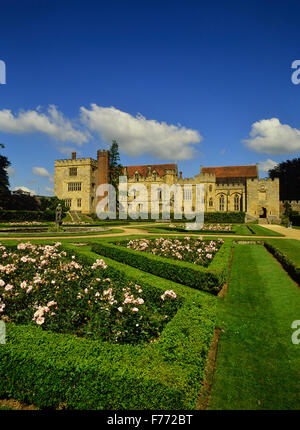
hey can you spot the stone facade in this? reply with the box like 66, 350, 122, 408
54, 153, 98, 213
246, 178, 280, 221
280, 200, 300, 214
54, 150, 280, 221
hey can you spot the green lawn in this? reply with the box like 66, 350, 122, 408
208, 244, 300, 409
247, 224, 283, 236
265, 239, 300, 266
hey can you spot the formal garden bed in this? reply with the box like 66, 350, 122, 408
0, 242, 182, 344
0, 239, 219, 409
129, 223, 284, 236
91, 236, 232, 294
122, 236, 224, 266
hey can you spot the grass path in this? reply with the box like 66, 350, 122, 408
208, 244, 300, 410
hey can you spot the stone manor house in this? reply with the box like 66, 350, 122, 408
54, 149, 280, 222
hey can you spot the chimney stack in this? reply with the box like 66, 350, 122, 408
97, 150, 110, 191
72, 152, 76, 160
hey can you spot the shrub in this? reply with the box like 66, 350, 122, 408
0, 210, 55, 222
0, 242, 179, 344
91, 238, 232, 295
204, 212, 245, 223
0, 243, 217, 410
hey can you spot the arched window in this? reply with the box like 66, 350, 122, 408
234, 194, 240, 211
219, 195, 225, 211
209, 197, 213, 207
134, 173, 139, 182
209, 185, 213, 192
152, 172, 157, 181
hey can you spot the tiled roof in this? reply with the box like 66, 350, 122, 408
201, 165, 258, 178
125, 163, 177, 178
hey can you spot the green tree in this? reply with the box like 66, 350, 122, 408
108, 140, 124, 189
39, 196, 67, 214
268, 158, 300, 200
283, 201, 292, 218
0, 144, 11, 208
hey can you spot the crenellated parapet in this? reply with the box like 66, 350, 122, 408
55, 158, 97, 166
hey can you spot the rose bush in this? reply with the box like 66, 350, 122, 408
168, 223, 232, 232
0, 242, 178, 344
122, 237, 224, 266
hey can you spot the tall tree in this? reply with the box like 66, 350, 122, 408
268, 158, 300, 201
0, 144, 11, 208
108, 140, 123, 189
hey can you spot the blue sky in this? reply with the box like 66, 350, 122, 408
1, 0, 300, 195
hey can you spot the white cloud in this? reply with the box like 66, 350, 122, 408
13, 186, 36, 196
45, 186, 54, 194
244, 118, 300, 155
32, 166, 54, 183
0, 105, 88, 145
57, 146, 82, 156
5, 166, 15, 177
80, 104, 201, 160
258, 159, 278, 173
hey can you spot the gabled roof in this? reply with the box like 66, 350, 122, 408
125, 163, 177, 178
201, 165, 258, 179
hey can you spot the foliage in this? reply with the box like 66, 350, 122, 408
0, 242, 217, 409
0, 210, 55, 222
0, 242, 178, 344
38, 196, 68, 214
6, 193, 40, 211
121, 237, 223, 266
91, 237, 232, 294
268, 157, 300, 200
0, 144, 11, 207
109, 140, 123, 190
203, 211, 245, 223
283, 201, 292, 218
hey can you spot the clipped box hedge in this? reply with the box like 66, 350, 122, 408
204, 211, 245, 223
0, 244, 217, 410
0, 210, 55, 222
91, 237, 233, 295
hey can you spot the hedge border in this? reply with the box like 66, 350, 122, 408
0, 210, 55, 222
90, 236, 233, 295
0, 242, 217, 410
264, 240, 300, 285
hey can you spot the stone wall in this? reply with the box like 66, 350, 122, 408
246, 178, 280, 220
54, 158, 97, 214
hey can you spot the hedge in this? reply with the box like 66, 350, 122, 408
264, 240, 300, 285
0, 244, 217, 409
91, 212, 245, 223
204, 212, 245, 223
0, 210, 55, 222
91, 237, 233, 295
